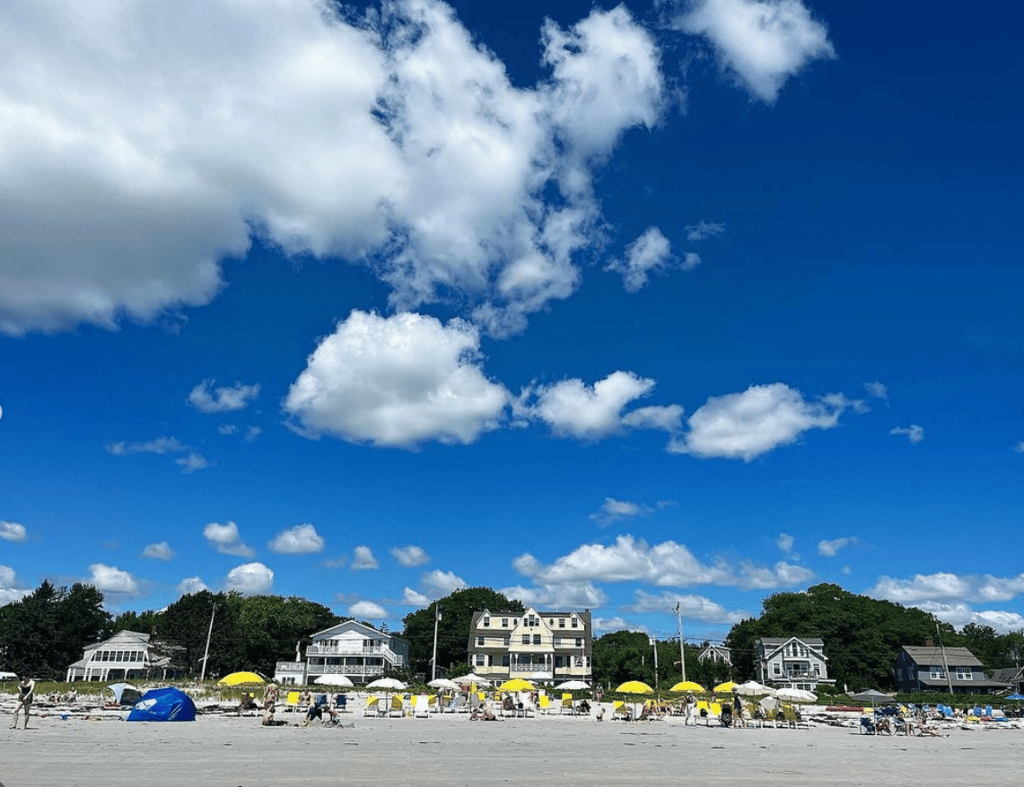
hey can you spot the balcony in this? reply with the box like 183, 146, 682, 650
307, 645, 387, 656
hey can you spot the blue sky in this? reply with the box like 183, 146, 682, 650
1, 0, 1022, 644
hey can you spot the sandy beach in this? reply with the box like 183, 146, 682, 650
2, 700, 1022, 787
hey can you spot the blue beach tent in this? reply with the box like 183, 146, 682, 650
127, 687, 197, 722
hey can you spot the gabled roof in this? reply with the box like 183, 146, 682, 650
85, 630, 150, 650
311, 619, 392, 640
992, 666, 1024, 683
899, 646, 983, 668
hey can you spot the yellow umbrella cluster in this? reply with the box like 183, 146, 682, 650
498, 678, 535, 692
669, 681, 706, 693
218, 671, 264, 686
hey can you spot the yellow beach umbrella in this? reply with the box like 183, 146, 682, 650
218, 671, 265, 686
499, 678, 535, 692
616, 680, 654, 695
713, 681, 737, 694
670, 681, 706, 693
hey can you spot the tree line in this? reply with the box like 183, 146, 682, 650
3, 580, 1023, 690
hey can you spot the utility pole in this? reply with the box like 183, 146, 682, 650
650, 636, 659, 690
936, 621, 953, 693
675, 603, 686, 683
200, 602, 216, 681
431, 604, 442, 681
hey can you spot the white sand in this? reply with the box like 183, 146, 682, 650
2, 702, 1022, 787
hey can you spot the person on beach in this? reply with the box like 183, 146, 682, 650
684, 692, 696, 726
262, 681, 280, 725
12, 675, 35, 729
733, 690, 744, 727
302, 695, 338, 726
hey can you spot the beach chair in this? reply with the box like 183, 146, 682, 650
388, 695, 405, 717
451, 695, 468, 713
613, 701, 631, 721
364, 696, 380, 717
538, 694, 552, 714
860, 715, 876, 734
285, 691, 299, 712
334, 694, 348, 713
413, 695, 430, 718
561, 693, 574, 715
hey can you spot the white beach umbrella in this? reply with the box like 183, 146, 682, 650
776, 688, 817, 702
555, 680, 591, 691
314, 674, 354, 687
366, 677, 407, 691
427, 678, 461, 691
735, 680, 776, 697
450, 673, 491, 686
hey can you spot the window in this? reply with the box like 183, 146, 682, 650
501, 655, 510, 667
501, 618, 508, 626
929, 666, 945, 680
773, 663, 782, 675
477, 636, 485, 646
559, 618, 565, 628
475, 654, 485, 666
575, 638, 583, 647
533, 635, 541, 645
955, 667, 973, 680
483, 616, 490, 627
549, 619, 554, 626
555, 656, 564, 668
571, 618, 578, 628
554, 637, 561, 646
522, 635, 530, 645
503, 636, 510, 646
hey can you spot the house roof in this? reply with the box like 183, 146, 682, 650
758, 637, 825, 647
85, 630, 150, 650
917, 676, 1009, 690
311, 618, 396, 640
900, 646, 983, 668
992, 666, 1024, 683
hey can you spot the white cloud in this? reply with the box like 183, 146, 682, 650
864, 381, 888, 399
351, 546, 379, 570
285, 311, 509, 448
188, 379, 260, 413
402, 587, 431, 606
890, 424, 924, 444
88, 563, 139, 595
776, 532, 794, 553
0, 565, 28, 604
670, 382, 856, 461
142, 541, 174, 560
590, 498, 653, 525
910, 602, 1024, 634
245, 426, 262, 442
269, 524, 325, 555
685, 220, 725, 241
175, 452, 209, 474
203, 521, 255, 558
676, 0, 835, 103
177, 576, 208, 595
592, 617, 636, 633
606, 227, 675, 293
868, 572, 1024, 605
0, 1, 663, 338
1014, 441, 1024, 453
514, 534, 812, 590
501, 582, 607, 609
106, 436, 187, 456
421, 569, 467, 598
391, 545, 431, 568
627, 590, 750, 625
681, 252, 702, 271
349, 600, 387, 619
817, 537, 855, 557
0, 521, 28, 543
518, 371, 682, 440
218, 424, 238, 436
225, 562, 274, 595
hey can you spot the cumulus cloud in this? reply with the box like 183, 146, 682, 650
501, 582, 607, 609
203, 521, 255, 558
864, 381, 888, 399
590, 498, 653, 525
868, 572, 1024, 605
106, 437, 187, 456
391, 545, 431, 567
89, 563, 139, 595
175, 452, 210, 474
675, 0, 836, 103
421, 569, 467, 598
627, 589, 750, 625
514, 534, 812, 591
177, 576, 208, 595
518, 371, 682, 441
142, 541, 175, 560
402, 587, 431, 606
285, 311, 509, 448
685, 220, 725, 241
817, 537, 855, 557
188, 379, 260, 413
890, 424, 924, 444
592, 616, 635, 633
0, 521, 28, 543
1014, 441, 1024, 453
351, 546, 379, 570
349, 600, 387, 619
0, 0, 663, 338
606, 227, 675, 293
911, 602, 1024, 634
0, 565, 28, 604
776, 533, 794, 553
226, 562, 274, 595
670, 382, 857, 461
269, 524, 325, 555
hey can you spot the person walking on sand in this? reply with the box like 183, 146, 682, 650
262, 681, 279, 726
12, 675, 35, 729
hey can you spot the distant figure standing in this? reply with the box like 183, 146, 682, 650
12, 675, 35, 729
733, 690, 744, 727
684, 692, 696, 726
262, 681, 280, 725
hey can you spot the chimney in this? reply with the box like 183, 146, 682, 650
925, 637, 934, 648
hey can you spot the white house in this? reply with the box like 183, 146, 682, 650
755, 636, 835, 692
65, 630, 173, 682
697, 643, 732, 666
274, 620, 408, 686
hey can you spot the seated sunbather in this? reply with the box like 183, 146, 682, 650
578, 699, 591, 714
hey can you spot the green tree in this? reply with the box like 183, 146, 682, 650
592, 630, 654, 688
234, 595, 339, 676
402, 587, 524, 676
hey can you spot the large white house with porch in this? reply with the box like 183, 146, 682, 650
755, 636, 835, 692
274, 620, 408, 686
65, 630, 174, 682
